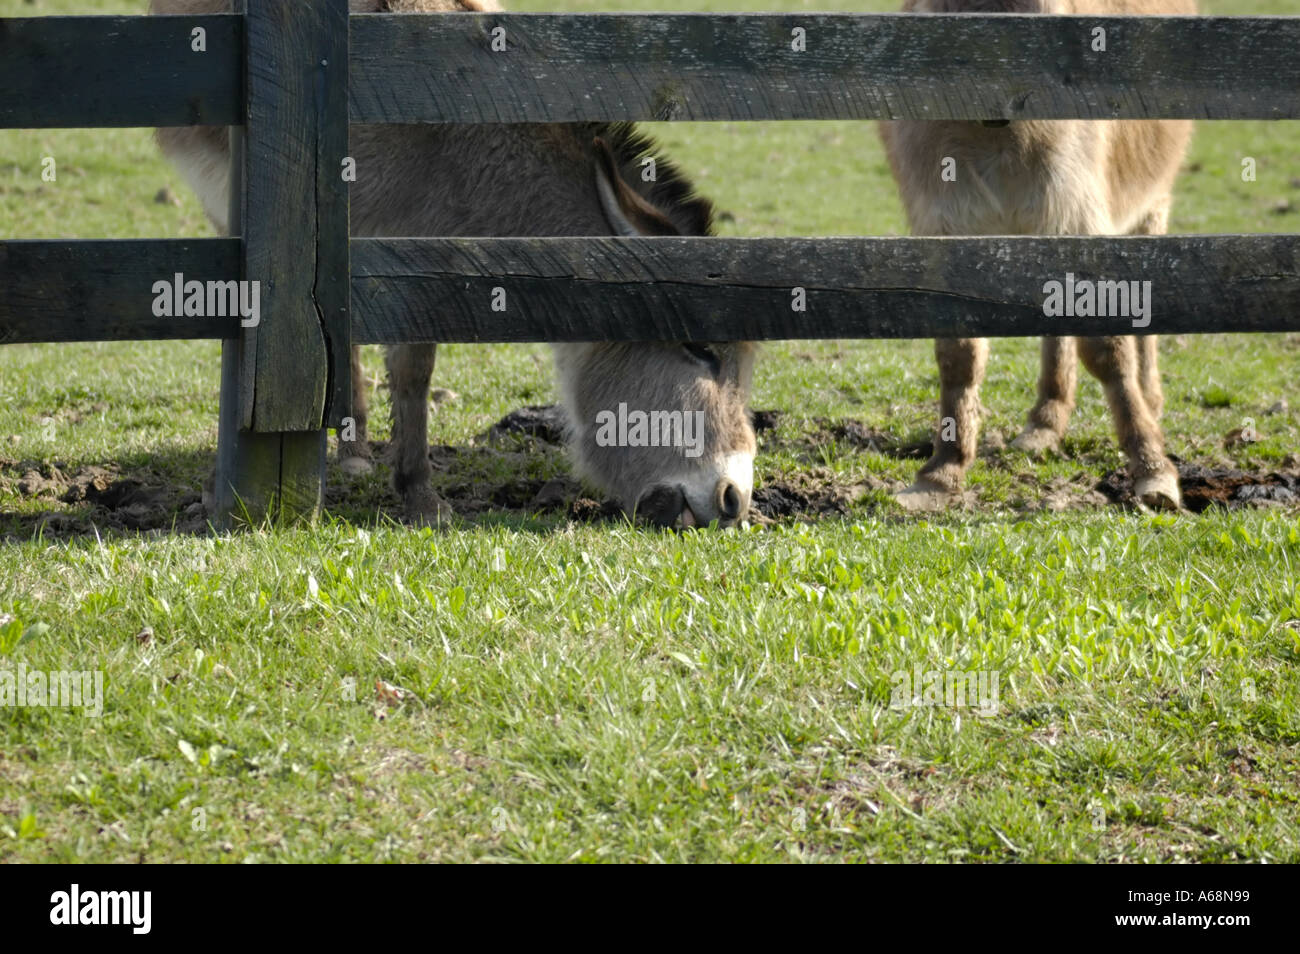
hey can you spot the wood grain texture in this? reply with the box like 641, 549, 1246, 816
0, 15, 241, 128
7, 235, 1298, 344
0, 238, 240, 343
209, 0, 347, 527
213, 123, 273, 530
239, 0, 350, 433
213, 339, 282, 530
315, 3, 353, 431
8, 13, 1298, 129
213, 340, 326, 529
350, 235, 1300, 342
349, 13, 1300, 123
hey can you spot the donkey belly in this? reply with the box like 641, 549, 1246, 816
890, 120, 1116, 237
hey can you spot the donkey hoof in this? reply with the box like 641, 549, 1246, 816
895, 480, 960, 512
1134, 471, 1182, 512
1010, 426, 1062, 456
339, 456, 374, 478
405, 490, 455, 527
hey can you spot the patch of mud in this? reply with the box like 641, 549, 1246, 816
1014, 473, 1112, 513
334, 439, 577, 520
567, 496, 625, 523
0, 458, 204, 538
770, 417, 932, 460
529, 477, 579, 512
1097, 463, 1300, 512
830, 420, 933, 459
488, 477, 551, 510
482, 404, 567, 445
482, 473, 593, 513
752, 468, 888, 521
565, 467, 883, 525
750, 409, 783, 433
10, 404, 1298, 540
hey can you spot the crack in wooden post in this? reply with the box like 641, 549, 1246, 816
213, 0, 350, 529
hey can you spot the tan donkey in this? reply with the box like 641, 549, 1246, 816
151, 0, 757, 529
880, 0, 1196, 511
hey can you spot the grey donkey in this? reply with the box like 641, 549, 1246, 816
152, 0, 757, 529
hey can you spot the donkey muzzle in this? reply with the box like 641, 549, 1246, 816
635, 478, 747, 529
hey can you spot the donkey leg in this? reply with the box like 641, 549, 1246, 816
385, 343, 453, 525
338, 345, 373, 476
898, 336, 989, 511
1137, 335, 1164, 421
1011, 336, 1077, 455
1077, 335, 1180, 510
1128, 203, 1171, 422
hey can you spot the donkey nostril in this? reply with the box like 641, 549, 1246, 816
717, 479, 743, 521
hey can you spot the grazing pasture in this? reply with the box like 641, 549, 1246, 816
1, 0, 1298, 862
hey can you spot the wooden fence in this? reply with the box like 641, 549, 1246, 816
1, 4, 1298, 526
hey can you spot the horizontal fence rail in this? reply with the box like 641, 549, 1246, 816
5, 14, 1300, 128
0, 239, 240, 342
355, 235, 1300, 341
350, 14, 1300, 123
0, 15, 242, 128
4, 236, 1297, 345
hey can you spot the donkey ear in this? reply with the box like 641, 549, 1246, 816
593, 137, 682, 237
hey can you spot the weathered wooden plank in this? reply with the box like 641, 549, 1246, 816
0, 238, 240, 343
239, 0, 349, 433
212, 336, 328, 528
213, 0, 347, 529
213, 341, 288, 530
213, 122, 274, 531
350, 13, 1300, 124
7, 13, 1297, 129
276, 430, 329, 518
7, 235, 1299, 345
0, 15, 241, 128
6, 13, 1298, 129
350, 235, 1300, 343
315, 4, 353, 430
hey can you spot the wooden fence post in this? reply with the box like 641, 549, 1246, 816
213, 0, 351, 528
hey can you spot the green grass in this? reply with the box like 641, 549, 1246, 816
1, 0, 1299, 862
3, 513, 1299, 862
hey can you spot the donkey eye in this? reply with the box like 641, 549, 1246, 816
683, 343, 721, 374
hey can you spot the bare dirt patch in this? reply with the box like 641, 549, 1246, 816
482, 404, 568, 445
6, 406, 1298, 540
751, 468, 887, 521
0, 457, 204, 538
1097, 462, 1300, 512
768, 416, 933, 461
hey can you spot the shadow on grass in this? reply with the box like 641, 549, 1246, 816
3, 422, 1298, 545
0, 434, 618, 543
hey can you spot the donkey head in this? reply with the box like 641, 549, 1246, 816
552, 139, 757, 529
555, 341, 757, 529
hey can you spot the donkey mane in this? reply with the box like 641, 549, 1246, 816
595, 122, 716, 237
367, 1, 717, 236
